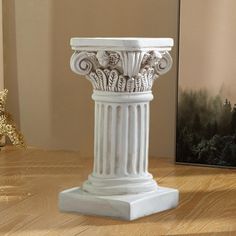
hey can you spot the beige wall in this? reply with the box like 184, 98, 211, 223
180, 0, 236, 103
3, 0, 179, 158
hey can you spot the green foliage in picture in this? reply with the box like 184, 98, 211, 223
177, 89, 236, 167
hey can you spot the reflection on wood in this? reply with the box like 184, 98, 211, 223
0, 146, 235, 235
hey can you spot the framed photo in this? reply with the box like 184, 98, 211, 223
176, 0, 236, 167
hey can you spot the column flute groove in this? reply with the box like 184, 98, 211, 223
132, 104, 138, 175
96, 102, 101, 175
136, 105, 141, 174
115, 105, 121, 175
127, 105, 133, 175
144, 103, 149, 173
106, 105, 112, 175
102, 104, 108, 175
139, 104, 145, 174
110, 105, 117, 176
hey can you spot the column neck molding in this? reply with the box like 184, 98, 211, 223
92, 90, 153, 103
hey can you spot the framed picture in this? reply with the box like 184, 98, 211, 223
176, 0, 236, 167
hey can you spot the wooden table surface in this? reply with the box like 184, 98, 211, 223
0, 147, 235, 236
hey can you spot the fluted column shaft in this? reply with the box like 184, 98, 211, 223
82, 91, 158, 195
93, 97, 149, 177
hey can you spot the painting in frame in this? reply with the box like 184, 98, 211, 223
176, 0, 236, 168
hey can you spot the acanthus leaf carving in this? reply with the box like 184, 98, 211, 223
88, 72, 99, 89
135, 75, 142, 92
96, 69, 107, 91
140, 69, 148, 92
117, 75, 126, 92
71, 49, 172, 92
108, 70, 119, 92
103, 69, 110, 78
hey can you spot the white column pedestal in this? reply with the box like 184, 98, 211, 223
59, 38, 179, 220
59, 187, 178, 221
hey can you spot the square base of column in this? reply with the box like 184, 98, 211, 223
59, 186, 179, 221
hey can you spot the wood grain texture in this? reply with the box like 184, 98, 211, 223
0, 147, 235, 236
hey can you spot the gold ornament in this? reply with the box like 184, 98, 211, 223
0, 89, 26, 148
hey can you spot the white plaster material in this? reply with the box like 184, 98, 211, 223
59, 187, 179, 221
59, 37, 179, 220
70, 37, 174, 51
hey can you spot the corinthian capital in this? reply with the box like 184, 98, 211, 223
70, 38, 173, 92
